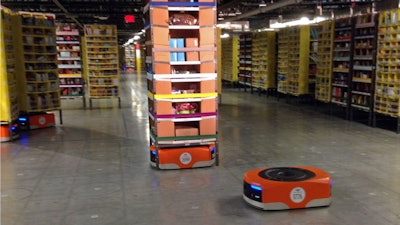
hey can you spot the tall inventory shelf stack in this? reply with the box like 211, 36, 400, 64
82, 25, 120, 109
315, 20, 334, 103
56, 23, 85, 107
144, 0, 218, 169
285, 25, 310, 97
309, 25, 318, 97
12, 11, 62, 129
277, 28, 289, 94
0, 6, 19, 141
251, 31, 276, 94
124, 43, 136, 72
238, 32, 252, 92
350, 13, 378, 125
221, 36, 239, 85
374, 9, 400, 133
331, 17, 354, 119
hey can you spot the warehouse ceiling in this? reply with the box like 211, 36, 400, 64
0, 0, 392, 45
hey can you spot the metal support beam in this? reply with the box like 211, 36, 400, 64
220, 0, 303, 23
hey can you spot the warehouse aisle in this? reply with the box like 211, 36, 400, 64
1, 72, 400, 225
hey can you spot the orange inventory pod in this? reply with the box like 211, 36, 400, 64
150, 144, 216, 169
243, 166, 332, 210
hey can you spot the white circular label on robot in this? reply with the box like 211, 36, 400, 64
38, 116, 46, 125
179, 152, 192, 165
290, 187, 306, 203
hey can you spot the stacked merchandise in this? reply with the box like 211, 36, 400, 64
0, 6, 19, 140
12, 11, 61, 129
144, 0, 218, 169
56, 23, 85, 107
82, 25, 121, 109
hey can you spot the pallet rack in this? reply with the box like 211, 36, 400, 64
238, 32, 252, 92
12, 11, 62, 128
56, 23, 85, 107
221, 35, 239, 85
144, 0, 218, 169
350, 13, 378, 125
82, 24, 120, 109
315, 20, 334, 103
374, 9, 400, 133
251, 30, 276, 94
0, 6, 19, 141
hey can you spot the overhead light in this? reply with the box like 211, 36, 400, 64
94, 15, 109, 20
270, 16, 328, 29
259, 0, 267, 7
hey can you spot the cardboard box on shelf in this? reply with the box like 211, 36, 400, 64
175, 125, 199, 136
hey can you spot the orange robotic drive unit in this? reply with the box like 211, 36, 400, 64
150, 144, 215, 169
243, 166, 332, 210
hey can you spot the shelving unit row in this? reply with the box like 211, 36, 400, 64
145, 0, 219, 169
224, 10, 397, 132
